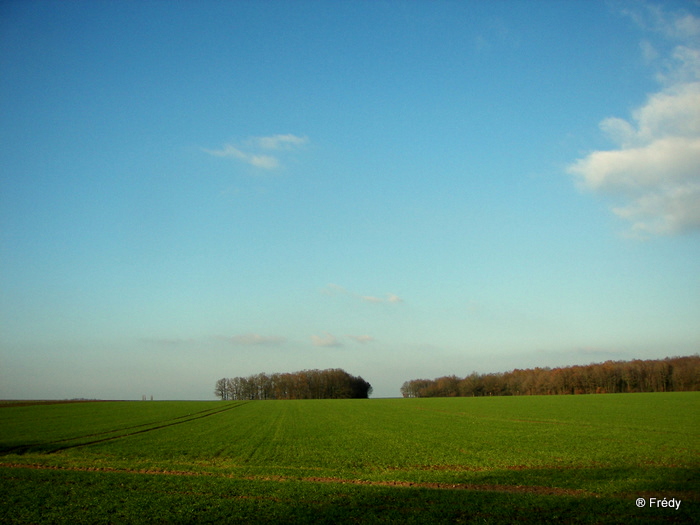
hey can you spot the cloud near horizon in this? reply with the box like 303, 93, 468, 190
346, 334, 375, 343
567, 4, 700, 237
222, 333, 287, 346
311, 332, 342, 347
324, 283, 403, 304
141, 337, 196, 346
203, 134, 308, 170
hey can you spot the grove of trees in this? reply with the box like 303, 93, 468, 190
400, 355, 700, 398
215, 368, 373, 400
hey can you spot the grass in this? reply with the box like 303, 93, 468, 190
1, 393, 698, 523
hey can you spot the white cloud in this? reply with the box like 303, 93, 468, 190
659, 45, 700, 84
570, 136, 700, 193
612, 180, 700, 236
203, 134, 307, 170
224, 333, 286, 346
567, 5, 700, 237
311, 332, 342, 347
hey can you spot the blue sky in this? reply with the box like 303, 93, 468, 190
1, 0, 698, 399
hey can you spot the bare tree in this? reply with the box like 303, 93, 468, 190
214, 378, 229, 400
401, 355, 700, 398
215, 369, 373, 400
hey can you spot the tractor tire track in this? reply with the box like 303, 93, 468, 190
0, 402, 248, 455
51, 402, 248, 443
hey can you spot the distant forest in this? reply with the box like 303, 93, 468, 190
401, 355, 700, 398
215, 368, 372, 400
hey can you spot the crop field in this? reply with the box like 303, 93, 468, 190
0, 393, 697, 523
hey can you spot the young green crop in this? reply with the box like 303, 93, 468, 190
3, 466, 694, 524
0, 401, 230, 454
2, 395, 698, 483
1, 393, 698, 523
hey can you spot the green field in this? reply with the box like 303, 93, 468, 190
1, 393, 697, 523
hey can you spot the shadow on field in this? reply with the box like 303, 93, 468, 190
439, 465, 700, 500
1, 466, 696, 524
0, 402, 248, 456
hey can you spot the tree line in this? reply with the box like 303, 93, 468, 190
400, 355, 700, 398
215, 368, 373, 400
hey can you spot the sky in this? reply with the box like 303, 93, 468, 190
1, 0, 699, 400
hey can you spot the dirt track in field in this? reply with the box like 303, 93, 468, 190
0, 462, 589, 496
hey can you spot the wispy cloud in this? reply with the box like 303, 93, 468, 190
252, 134, 309, 150
203, 134, 308, 170
322, 283, 349, 296
141, 337, 196, 346
323, 283, 403, 304
386, 293, 403, 303
361, 293, 404, 304
620, 3, 700, 42
204, 144, 280, 169
221, 333, 287, 346
473, 18, 518, 53
567, 3, 700, 237
346, 334, 375, 344
311, 332, 342, 347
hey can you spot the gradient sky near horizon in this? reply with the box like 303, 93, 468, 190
1, 0, 699, 400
